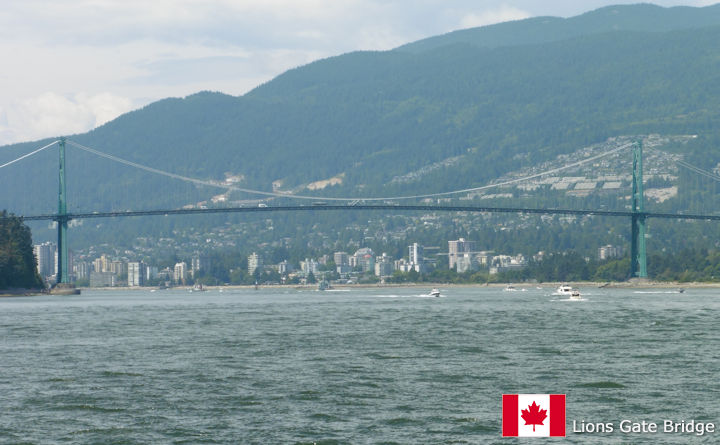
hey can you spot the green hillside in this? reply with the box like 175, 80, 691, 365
2, 3, 720, 220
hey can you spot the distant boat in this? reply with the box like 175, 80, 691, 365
192, 283, 206, 292
679, 288, 685, 293
554, 284, 574, 296
504, 285, 517, 292
317, 279, 332, 291
570, 289, 582, 300
429, 288, 441, 297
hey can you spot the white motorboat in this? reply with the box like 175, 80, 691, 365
429, 288, 441, 297
570, 289, 582, 300
554, 284, 573, 296
504, 285, 517, 292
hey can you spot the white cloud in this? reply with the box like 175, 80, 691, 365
0, 0, 713, 146
0, 93, 134, 146
460, 5, 532, 29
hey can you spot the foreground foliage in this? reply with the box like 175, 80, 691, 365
0, 211, 44, 290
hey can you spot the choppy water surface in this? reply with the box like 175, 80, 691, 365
1, 287, 719, 444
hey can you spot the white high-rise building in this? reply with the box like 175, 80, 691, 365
128, 261, 146, 287
191, 255, 210, 278
374, 253, 394, 277
407, 243, 428, 273
409, 243, 423, 264
301, 258, 319, 276
33, 242, 56, 280
174, 262, 187, 284
248, 253, 263, 276
448, 238, 476, 270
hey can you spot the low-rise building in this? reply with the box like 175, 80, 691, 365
598, 245, 623, 260
90, 271, 117, 287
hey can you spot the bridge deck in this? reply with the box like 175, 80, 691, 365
18, 204, 720, 221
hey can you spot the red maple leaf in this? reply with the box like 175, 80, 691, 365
521, 401, 547, 432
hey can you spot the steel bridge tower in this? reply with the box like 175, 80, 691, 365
630, 140, 647, 278
55, 137, 70, 284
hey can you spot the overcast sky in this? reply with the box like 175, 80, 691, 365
0, 0, 715, 146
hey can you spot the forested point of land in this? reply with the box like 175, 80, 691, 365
0, 211, 44, 290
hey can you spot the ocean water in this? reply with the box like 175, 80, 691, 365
1, 286, 718, 444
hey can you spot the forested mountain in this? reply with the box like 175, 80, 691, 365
2, 3, 720, 254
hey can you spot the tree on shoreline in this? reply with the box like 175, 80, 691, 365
0, 211, 44, 290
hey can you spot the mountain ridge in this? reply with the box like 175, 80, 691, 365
396, 3, 720, 53
2, 3, 720, 219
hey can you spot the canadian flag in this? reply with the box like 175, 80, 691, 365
502, 394, 565, 437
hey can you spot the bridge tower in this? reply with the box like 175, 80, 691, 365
55, 137, 70, 284
630, 140, 647, 278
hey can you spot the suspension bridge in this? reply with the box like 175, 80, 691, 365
3, 136, 719, 285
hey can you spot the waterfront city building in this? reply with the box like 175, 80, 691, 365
374, 253, 394, 277
334, 252, 349, 267
174, 262, 187, 284
448, 238, 476, 270
598, 245, 624, 260
128, 261, 146, 287
33, 242, 56, 281
248, 253, 263, 276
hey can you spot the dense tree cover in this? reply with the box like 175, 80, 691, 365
0, 211, 44, 290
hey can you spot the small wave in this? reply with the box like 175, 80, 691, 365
57, 404, 125, 413
101, 370, 143, 377
453, 419, 496, 433
309, 413, 342, 422
385, 417, 423, 426
47, 377, 75, 382
367, 352, 403, 360
68, 426, 132, 436
577, 381, 626, 389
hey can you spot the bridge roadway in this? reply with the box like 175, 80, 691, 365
19, 204, 720, 222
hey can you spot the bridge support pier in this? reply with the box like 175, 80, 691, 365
630, 140, 647, 278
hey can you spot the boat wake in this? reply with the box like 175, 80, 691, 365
374, 294, 443, 299
633, 291, 684, 294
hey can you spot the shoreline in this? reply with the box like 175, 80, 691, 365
0, 288, 47, 297
5, 280, 711, 297
74, 280, 713, 292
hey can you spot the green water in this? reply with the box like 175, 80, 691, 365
1, 287, 718, 444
